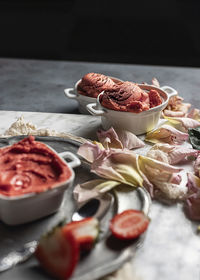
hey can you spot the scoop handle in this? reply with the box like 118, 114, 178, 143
160, 85, 178, 98
64, 88, 77, 99
59, 151, 81, 168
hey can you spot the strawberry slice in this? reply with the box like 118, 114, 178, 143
109, 209, 150, 240
63, 217, 99, 250
35, 227, 79, 280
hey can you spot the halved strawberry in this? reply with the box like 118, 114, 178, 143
35, 227, 79, 280
63, 217, 99, 250
109, 209, 150, 240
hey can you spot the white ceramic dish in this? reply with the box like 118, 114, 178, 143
86, 84, 177, 135
64, 77, 123, 114
0, 148, 80, 226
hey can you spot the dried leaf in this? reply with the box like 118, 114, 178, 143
188, 127, 200, 150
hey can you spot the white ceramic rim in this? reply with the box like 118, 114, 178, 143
0, 143, 79, 201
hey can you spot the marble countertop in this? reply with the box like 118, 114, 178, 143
0, 58, 200, 280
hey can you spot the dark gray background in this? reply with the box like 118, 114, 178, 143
0, 0, 200, 67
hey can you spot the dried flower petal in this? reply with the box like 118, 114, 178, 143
97, 127, 144, 150
115, 129, 145, 149
97, 127, 123, 149
165, 116, 200, 132
194, 155, 200, 177
164, 95, 191, 116
147, 143, 199, 164
73, 179, 120, 204
185, 173, 200, 220
187, 108, 200, 122
145, 124, 188, 144
138, 155, 187, 199
77, 141, 104, 163
151, 77, 160, 88
163, 110, 185, 118
91, 149, 143, 187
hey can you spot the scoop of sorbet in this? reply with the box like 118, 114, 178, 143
100, 82, 153, 113
78, 73, 116, 98
0, 136, 72, 196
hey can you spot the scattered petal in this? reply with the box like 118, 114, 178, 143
187, 108, 200, 121
138, 155, 187, 199
165, 116, 200, 132
116, 129, 145, 149
187, 172, 200, 194
178, 103, 191, 114
91, 149, 143, 187
151, 172, 188, 200
147, 143, 199, 164
163, 109, 185, 118
77, 141, 104, 163
185, 173, 200, 220
151, 77, 160, 88
194, 155, 200, 177
146, 144, 172, 163
164, 95, 191, 116
97, 128, 123, 149
145, 124, 188, 144
73, 179, 120, 204
138, 155, 182, 177
97, 127, 144, 150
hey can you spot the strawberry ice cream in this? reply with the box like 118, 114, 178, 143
99, 82, 162, 113
0, 136, 71, 196
78, 72, 162, 113
78, 73, 116, 98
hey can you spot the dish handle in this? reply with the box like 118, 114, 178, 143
64, 88, 77, 99
160, 85, 178, 98
59, 151, 81, 169
86, 103, 105, 116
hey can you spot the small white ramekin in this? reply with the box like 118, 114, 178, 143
0, 149, 80, 225
86, 84, 177, 135
64, 76, 123, 114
